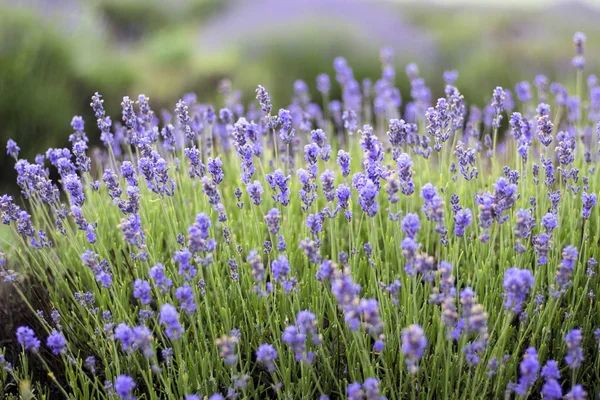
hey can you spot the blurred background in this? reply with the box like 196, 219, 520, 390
1, 0, 600, 194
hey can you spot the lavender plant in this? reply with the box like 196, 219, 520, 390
0, 33, 599, 399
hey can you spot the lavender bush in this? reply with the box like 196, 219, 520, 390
0, 33, 599, 399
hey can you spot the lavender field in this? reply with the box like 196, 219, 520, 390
0, 24, 599, 400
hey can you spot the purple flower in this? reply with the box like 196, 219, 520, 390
443, 70, 459, 84
316, 74, 331, 95
514, 209, 535, 239
363, 377, 384, 400
46, 330, 66, 355
6, 139, 20, 158
541, 360, 562, 400
133, 279, 152, 305
175, 284, 197, 315
271, 255, 290, 282
316, 259, 336, 282
581, 192, 597, 219
493, 177, 519, 223
491, 87, 505, 128
453, 208, 472, 237
388, 119, 409, 150
188, 213, 216, 263
397, 153, 415, 195
564, 328, 584, 369
565, 385, 587, 400
555, 245, 578, 295
574, 32, 586, 54
401, 213, 420, 239
541, 212, 558, 234
320, 170, 336, 202
255, 85, 272, 117
476, 192, 494, 242
173, 248, 195, 281
402, 324, 427, 373
159, 304, 183, 340
343, 109, 358, 133
420, 183, 447, 242
533, 233, 552, 265
356, 178, 379, 217
16, 326, 40, 352
426, 99, 451, 150
247, 181, 263, 206
63, 173, 85, 207
503, 267, 534, 314
185, 146, 205, 179
247, 250, 265, 284
306, 212, 324, 237
536, 110, 554, 147
453, 143, 478, 181
282, 310, 321, 363
515, 347, 539, 396
256, 343, 278, 372
264, 208, 281, 235
336, 150, 351, 177
266, 169, 291, 206
515, 81, 532, 103
207, 157, 224, 185
114, 375, 136, 400
347, 382, 363, 400
216, 334, 239, 366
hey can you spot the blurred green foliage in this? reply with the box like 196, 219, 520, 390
1, 0, 600, 194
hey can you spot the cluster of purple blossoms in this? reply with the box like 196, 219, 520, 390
581, 191, 597, 219
16, 326, 41, 352
266, 169, 291, 206
458, 288, 489, 365
492, 176, 519, 223
503, 267, 534, 314
420, 183, 447, 244
513, 347, 540, 396
114, 323, 154, 358
175, 284, 197, 315
401, 324, 427, 374
159, 304, 183, 340
172, 249, 195, 282
282, 310, 322, 364
572, 32, 586, 69
264, 208, 281, 235
149, 263, 173, 293
564, 328, 584, 369
187, 212, 216, 267
6, 139, 20, 158
553, 245, 578, 296
353, 174, 379, 217
536, 104, 554, 147
120, 213, 146, 251
453, 207, 472, 237
541, 360, 562, 400
216, 332, 240, 366
514, 209, 536, 253
255, 343, 278, 372
532, 232, 552, 265
346, 377, 386, 400
396, 153, 415, 195
133, 279, 152, 305
337, 150, 351, 177
81, 250, 112, 288
255, 85, 272, 118
46, 330, 66, 355
271, 254, 296, 293
426, 98, 451, 151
